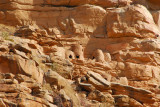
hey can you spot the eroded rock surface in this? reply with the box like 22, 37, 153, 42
0, 0, 160, 107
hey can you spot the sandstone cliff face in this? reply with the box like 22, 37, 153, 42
0, 0, 160, 107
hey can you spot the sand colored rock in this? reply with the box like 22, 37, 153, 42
72, 44, 84, 60
0, 73, 58, 107
44, 70, 80, 107
65, 50, 75, 60
88, 90, 114, 105
0, 3, 107, 37
124, 62, 153, 80
0, 54, 44, 84
104, 52, 111, 62
152, 11, 160, 30
38, 0, 132, 8
106, 4, 160, 38
92, 49, 105, 62
114, 95, 130, 106
147, 0, 160, 10
0, 0, 160, 106
111, 83, 157, 104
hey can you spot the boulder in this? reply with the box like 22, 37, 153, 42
119, 77, 128, 85
44, 70, 80, 107
0, 79, 18, 84
106, 4, 160, 38
129, 98, 143, 107
0, 98, 17, 107
79, 83, 96, 92
88, 71, 110, 87
114, 95, 143, 107
126, 51, 155, 63
111, 83, 156, 104
92, 49, 105, 62
88, 90, 114, 105
87, 71, 111, 91
113, 95, 130, 106
140, 39, 160, 52
124, 62, 153, 80
0, 84, 31, 93
17, 93, 50, 107
0, 55, 44, 83
104, 52, 111, 62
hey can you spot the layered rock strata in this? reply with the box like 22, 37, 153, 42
0, 0, 160, 106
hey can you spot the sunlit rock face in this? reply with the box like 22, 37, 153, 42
0, 0, 160, 106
